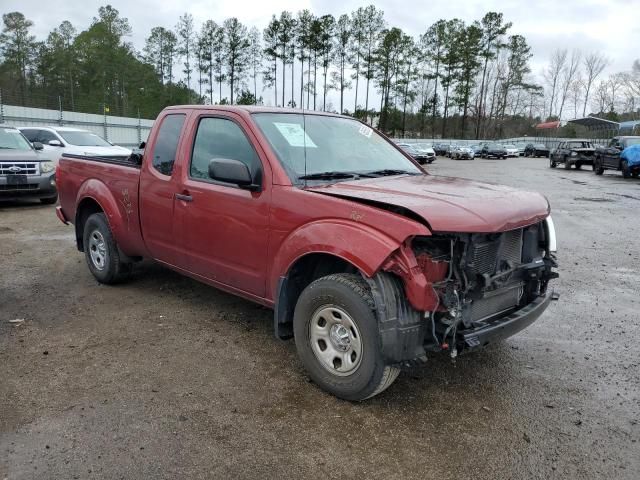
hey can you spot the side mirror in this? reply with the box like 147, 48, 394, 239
48, 140, 63, 147
208, 158, 259, 191
33, 142, 44, 151
128, 151, 144, 166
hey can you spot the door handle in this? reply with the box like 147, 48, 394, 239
175, 193, 193, 202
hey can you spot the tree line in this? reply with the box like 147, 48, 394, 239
1, 5, 638, 138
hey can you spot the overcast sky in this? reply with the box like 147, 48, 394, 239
3, 0, 639, 111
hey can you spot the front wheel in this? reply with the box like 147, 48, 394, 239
594, 158, 604, 175
293, 273, 400, 401
83, 213, 133, 284
622, 160, 631, 179
564, 158, 572, 169
550, 158, 557, 168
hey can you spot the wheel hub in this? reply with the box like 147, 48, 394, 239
88, 229, 107, 271
308, 305, 363, 376
329, 324, 351, 351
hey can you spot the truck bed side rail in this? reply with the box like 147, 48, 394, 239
61, 153, 142, 169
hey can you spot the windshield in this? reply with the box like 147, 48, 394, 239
58, 130, 112, 147
253, 113, 421, 181
624, 138, 640, 147
0, 127, 33, 150
535, 143, 547, 148
504, 144, 516, 148
415, 143, 432, 149
493, 144, 505, 149
567, 141, 592, 148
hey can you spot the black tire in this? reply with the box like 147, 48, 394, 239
632, 171, 639, 178
40, 194, 58, 205
594, 157, 604, 175
564, 158, 571, 170
293, 273, 400, 401
550, 158, 557, 168
83, 213, 133, 284
575, 162, 582, 170
621, 160, 631, 179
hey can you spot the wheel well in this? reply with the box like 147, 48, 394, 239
274, 253, 360, 339
75, 198, 103, 251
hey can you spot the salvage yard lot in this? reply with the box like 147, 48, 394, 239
1, 157, 639, 479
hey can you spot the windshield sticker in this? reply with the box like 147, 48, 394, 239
358, 125, 373, 138
274, 123, 317, 148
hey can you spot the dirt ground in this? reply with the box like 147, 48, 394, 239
1, 157, 639, 480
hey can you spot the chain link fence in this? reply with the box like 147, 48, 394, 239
0, 89, 153, 148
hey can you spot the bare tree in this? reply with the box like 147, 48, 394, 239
543, 48, 567, 118
582, 52, 608, 116
557, 49, 580, 119
621, 59, 640, 98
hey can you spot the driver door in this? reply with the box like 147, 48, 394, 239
179, 113, 271, 298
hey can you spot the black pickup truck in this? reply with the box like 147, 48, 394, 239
549, 141, 596, 169
593, 136, 640, 177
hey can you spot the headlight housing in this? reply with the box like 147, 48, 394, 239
40, 161, 55, 173
544, 215, 557, 252
570, 151, 577, 156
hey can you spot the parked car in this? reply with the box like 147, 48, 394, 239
514, 143, 527, 156
413, 143, 436, 163
433, 143, 449, 156
19, 126, 131, 163
593, 136, 640, 178
55, 106, 558, 401
451, 145, 475, 160
481, 143, 508, 159
446, 144, 459, 158
397, 143, 433, 165
469, 144, 484, 156
504, 144, 519, 157
549, 141, 596, 169
524, 143, 550, 157
0, 125, 58, 204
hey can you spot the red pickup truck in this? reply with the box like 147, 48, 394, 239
56, 106, 558, 400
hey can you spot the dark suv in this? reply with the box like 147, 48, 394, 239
550, 141, 595, 169
594, 136, 640, 178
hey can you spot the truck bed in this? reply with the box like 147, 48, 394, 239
57, 153, 148, 257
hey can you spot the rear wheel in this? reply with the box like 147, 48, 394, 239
83, 213, 133, 284
622, 160, 631, 179
293, 273, 400, 401
575, 162, 582, 170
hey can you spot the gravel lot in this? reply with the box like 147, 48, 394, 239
1, 157, 639, 480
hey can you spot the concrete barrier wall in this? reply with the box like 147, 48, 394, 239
0, 104, 154, 148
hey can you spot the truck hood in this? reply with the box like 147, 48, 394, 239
305, 174, 550, 233
570, 148, 595, 153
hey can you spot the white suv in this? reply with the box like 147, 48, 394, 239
19, 126, 131, 163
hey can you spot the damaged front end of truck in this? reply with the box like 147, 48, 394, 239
368, 217, 558, 365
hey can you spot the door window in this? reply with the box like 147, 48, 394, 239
150, 114, 186, 176
190, 117, 260, 182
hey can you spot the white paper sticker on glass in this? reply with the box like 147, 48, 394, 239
358, 125, 373, 138
274, 122, 317, 148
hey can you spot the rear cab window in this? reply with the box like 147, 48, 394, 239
150, 114, 186, 176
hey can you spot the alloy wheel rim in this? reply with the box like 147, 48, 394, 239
309, 305, 363, 376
